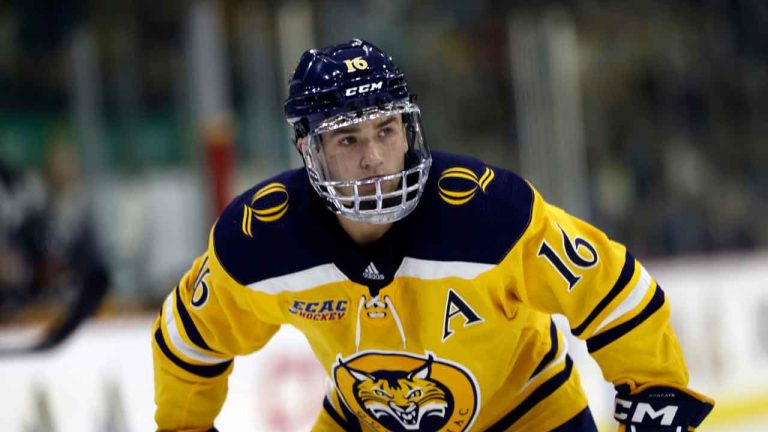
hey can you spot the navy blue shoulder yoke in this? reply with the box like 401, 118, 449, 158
212, 152, 535, 288
212, 168, 333, 286
400, 151, 534, 265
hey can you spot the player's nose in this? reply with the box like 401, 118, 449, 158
360, 138, 384, 171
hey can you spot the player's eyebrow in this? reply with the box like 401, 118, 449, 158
328, 117, 399, 138
329, 124, 360, 137
374, 117, 398, 129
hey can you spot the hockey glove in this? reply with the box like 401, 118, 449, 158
613, 382, 714, 431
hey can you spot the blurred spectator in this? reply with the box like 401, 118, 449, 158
0, 138, 109, 351
0, 157, 39, 315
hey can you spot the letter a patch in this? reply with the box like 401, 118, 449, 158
442, 289, 483, 342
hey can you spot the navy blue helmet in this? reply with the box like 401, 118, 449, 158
285, 39, 412, 138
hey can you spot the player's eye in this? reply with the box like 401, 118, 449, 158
378, 127, 393, 138
338, 135, 357, 146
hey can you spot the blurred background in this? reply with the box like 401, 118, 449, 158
0, 0, 766, 430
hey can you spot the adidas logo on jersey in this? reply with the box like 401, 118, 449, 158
363, 262, 385, 280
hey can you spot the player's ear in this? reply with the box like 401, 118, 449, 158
295, 137, 306, 154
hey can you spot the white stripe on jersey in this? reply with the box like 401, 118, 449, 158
395, 257, 494, 280
246, 263, 348, 294
163, 294, 230, 364
592, 265, 654, 335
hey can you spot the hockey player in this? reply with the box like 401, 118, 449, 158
153, 39, 714, 431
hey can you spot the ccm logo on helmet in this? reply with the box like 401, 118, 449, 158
615, 399, 678, 426
345, 81, 383, 97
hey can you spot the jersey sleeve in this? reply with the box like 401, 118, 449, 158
152, 225, 281, 431
502, 185, 690, 389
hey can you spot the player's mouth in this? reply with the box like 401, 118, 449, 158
355, 175, 383, 192
359, 184, 376, 193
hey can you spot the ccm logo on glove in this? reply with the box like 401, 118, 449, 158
615, 399, 678, 426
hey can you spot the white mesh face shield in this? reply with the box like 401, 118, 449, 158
300, 101, 431, 224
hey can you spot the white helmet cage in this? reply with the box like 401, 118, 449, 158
299, 101, 431, 224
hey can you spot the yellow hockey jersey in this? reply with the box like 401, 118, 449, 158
153, 151, 710, 431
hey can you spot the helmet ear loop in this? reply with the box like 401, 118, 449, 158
402, 114, 420, 168
297, 135, 319, 182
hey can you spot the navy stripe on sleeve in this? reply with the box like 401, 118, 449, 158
572, 250, 635, 337
175, 285, 216, 352
530, 319, 558, 379
586, 286, 665, 353
154, 327, 232, 378
550, 407, 598, 431
486, 356, 574, 431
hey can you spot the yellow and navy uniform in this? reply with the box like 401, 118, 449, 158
153, 151, 712, 431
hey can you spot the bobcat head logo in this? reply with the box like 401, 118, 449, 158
340, 354, 452, 431
333, 351, 479, 432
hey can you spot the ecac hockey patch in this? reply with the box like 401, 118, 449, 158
288, 299, 348, 321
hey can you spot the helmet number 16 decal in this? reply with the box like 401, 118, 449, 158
344, 56, 369, 72
537, 224, 599, 292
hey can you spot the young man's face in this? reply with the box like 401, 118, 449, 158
320, 114, 408, 197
